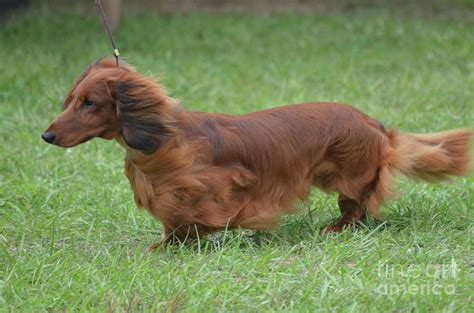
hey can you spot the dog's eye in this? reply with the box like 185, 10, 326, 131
82, 99, 94, 108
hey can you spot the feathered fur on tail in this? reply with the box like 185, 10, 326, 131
391, 129, 473, 181
364, 128, 472, 218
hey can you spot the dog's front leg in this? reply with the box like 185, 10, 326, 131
146, 226, 173, 252
146, 224, 212, 252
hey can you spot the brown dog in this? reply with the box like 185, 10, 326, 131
42, 57, 472, 249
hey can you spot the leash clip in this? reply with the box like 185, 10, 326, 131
95, 0, 121, 66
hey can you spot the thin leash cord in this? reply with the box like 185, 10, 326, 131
95, 0, 120, 66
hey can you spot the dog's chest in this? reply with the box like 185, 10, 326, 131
124, 159, 156, 212
123, 158, 186, 221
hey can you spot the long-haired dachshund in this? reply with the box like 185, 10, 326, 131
42, 58, 472, 250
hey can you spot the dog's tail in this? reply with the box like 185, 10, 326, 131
364, 128, 471, 218
388, 129, 472, 181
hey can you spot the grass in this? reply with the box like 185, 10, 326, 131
0, 3, 473, 312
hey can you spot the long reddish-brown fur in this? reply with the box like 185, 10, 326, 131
43, 58, 473, 249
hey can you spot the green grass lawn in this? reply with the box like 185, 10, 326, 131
1, 3, 473, 312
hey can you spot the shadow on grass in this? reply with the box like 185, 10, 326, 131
151, 212, 393, 256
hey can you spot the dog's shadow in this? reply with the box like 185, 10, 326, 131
153, 212, 393, 255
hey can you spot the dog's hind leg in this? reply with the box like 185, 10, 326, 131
320, 163, 394, 235
321, 195, 366, 234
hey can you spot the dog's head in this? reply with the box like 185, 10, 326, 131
42, 57, 176, 153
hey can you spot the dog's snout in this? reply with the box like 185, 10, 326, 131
41, 131, 56, 144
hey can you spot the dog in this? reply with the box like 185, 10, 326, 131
42, 57, 472, 250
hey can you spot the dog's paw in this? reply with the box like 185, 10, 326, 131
320, 224, 343, 235
145, 242, 162, 252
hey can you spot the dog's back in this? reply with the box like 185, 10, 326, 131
175, 103, 390, 228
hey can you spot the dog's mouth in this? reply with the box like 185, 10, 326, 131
53, 135, 94, 148
79, 136, 94, 144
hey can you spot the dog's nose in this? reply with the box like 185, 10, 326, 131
41, 131, 56, 144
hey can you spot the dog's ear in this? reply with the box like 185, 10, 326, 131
109, 80, 170, 154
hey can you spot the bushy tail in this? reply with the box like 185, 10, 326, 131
364, 128, 471, 218
391, 129, 473, 181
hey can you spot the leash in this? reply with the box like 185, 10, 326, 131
95, 0, 120, 66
